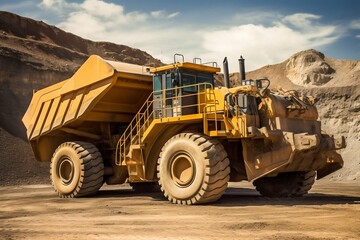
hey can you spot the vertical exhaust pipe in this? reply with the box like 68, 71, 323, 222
239, 56, 245, 84
223, 57, 230, 88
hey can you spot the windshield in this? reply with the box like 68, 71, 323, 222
180, 70, 214, 92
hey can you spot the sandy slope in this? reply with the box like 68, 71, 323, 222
0, 127, 49, 186
242, 49, 360, 181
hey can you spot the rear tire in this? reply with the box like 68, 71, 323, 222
50, 141, 104, 198
157, 133, 230, 205
253, 171, 316, 197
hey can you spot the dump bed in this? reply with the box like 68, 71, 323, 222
22, 55, 153, 141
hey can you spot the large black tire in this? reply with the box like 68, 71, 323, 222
130, 182, 160, 193
50, 141, 104, 198
253, 171, 316, 197
157, 133, 230, 205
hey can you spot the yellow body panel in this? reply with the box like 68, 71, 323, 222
23, 55, 153, 163
150, 62, 220, 73
22, 55, 153, 141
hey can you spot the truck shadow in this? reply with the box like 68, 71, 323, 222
94, 187, 360, 206
214, 187, 360, 206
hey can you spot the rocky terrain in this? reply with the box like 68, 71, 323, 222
0, 11, 359, 185
0, 11, 162, 185
244, 49, 360, 181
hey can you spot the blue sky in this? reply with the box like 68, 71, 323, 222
1, 0, 359, 71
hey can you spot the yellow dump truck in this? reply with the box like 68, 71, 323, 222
23, 54, 345, 204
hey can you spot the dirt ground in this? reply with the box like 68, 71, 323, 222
0, 181, 359, 240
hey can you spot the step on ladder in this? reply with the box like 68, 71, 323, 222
115, 93, 154, 167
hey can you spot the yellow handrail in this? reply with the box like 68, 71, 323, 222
115, 92, 154, 165
115, 82, 219, 166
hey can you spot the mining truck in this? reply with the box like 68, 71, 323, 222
22, 54, 345, 204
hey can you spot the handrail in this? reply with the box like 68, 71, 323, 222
174, 53, 185, 63
115, 93, 153, 165
115, 82, 220, 166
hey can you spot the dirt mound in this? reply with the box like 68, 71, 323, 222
286, 49, 335, 86
0, 11, 162, 185
0, 127, 49, 185
244, 49, 359, 89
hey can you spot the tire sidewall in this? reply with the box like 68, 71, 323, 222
51, 144, 81, 195
159, 138, 205, 200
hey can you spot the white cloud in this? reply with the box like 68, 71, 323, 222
350, 20, 360, 29
151, 10, 165, 18
39, 0, 79, 13
151, 10, 179, 19
282, 13, 321, 30
232, 11, 282, 25
40, 0, 64, 8
62, 11, 106, 37
350, 20, 360, 40
81, 0, 124, 18
202, 13, 341, 71
36, 1, 343, 72
168, 12, 180, 18
37, 0, 187, 63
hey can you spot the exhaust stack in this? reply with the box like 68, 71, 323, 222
239, 56, 245, 84
223, 57, 230, 88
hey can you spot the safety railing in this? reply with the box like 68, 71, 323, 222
115, 92, 154, 165
115, 82, 219, 166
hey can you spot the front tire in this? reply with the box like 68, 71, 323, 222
50, 141, 104, 198
157, 133, 230, 205
253, 171, 316, 197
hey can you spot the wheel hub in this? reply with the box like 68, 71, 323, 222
170, 153, 195, 187
58, 157, 74, 185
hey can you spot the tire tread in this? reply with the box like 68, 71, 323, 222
157, 133, 230, 205
50, 141, 104, 198
253, 171, 316, 198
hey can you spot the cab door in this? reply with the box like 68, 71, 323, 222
153, 72, 177, 119
164, 73, 175, 117
153, 74, 163, 119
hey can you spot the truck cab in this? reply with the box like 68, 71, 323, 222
150, 57, 220, 119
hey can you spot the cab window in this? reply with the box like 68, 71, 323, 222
153, 75, 162, 93
198, 73, 213, 89
182, 73, 197, 93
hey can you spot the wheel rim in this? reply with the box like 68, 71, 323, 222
170, 153, 195, 187
58, 157, 74, 185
